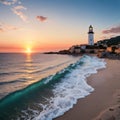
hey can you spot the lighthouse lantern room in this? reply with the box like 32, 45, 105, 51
88, 25, 94, 45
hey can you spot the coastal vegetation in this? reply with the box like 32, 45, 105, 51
97, 36, 120, 46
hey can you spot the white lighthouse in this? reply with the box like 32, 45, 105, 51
88, 25, 94, 45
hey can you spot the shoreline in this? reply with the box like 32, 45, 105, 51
55, 58, 120, 120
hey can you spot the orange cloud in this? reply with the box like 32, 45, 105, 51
36, 16, 47, 22
103, 25, 120, 34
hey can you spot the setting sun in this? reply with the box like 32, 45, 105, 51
26, 48, 32, 54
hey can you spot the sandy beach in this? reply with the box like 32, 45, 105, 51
55, 58, 120, 120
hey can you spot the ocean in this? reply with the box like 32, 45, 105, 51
0, 53, 106, 120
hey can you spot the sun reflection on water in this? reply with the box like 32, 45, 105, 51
24, 54, 35, 84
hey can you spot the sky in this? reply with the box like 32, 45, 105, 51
0, 0, 120, 53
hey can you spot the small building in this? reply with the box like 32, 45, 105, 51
69, 46, 75, 53
80, 44, 87, 50
107, 47, 112, 52
115, 48, 120, 54
74, 46, 81, 53
69, 45, 81, 54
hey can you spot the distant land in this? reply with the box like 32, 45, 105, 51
44, 36, 120, 53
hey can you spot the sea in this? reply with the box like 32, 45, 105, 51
0, 53, 106, 120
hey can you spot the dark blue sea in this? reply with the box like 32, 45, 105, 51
0, 53, 106, 120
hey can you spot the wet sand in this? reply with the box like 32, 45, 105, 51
55, 59, 120, 120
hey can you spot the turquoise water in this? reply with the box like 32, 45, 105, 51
0, 54, 106, 120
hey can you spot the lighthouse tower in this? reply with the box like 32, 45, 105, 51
88, 25, 94, 45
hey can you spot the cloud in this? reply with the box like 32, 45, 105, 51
0, 23, 19, 32
0, 0, 18, 5
36, 16, 47, 22
0, 24, 4, 32
0, 28, 4, 32
12, 5, 28, 22
0, 0, 28, 22
102, 25, 120, 34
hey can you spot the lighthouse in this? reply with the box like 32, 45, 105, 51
88, 25, 94, 45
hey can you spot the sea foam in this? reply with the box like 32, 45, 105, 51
32, 55, 106, 120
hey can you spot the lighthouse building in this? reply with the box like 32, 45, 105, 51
88, 25, 94, 45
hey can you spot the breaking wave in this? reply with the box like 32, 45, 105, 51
0, 55, 106, 120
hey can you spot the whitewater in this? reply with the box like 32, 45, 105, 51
0, 54, 106, 120
32, 55, 106, 120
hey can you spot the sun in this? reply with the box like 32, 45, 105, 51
26, 47, 32, 54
